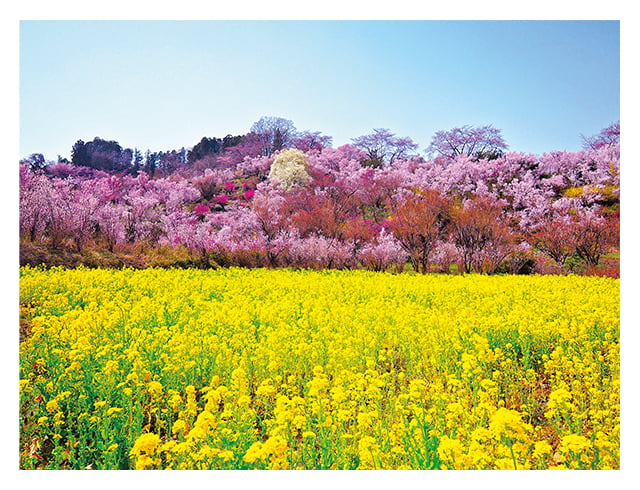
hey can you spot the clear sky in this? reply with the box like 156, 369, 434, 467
20, 20, 619, 161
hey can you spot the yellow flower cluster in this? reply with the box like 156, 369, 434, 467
19, 266, 619, 469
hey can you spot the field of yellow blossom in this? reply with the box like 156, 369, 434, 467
19, 266, 619, 470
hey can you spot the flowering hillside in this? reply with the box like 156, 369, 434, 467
19, 132, 619, 276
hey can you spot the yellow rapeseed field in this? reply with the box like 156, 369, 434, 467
19, 266, 619, 470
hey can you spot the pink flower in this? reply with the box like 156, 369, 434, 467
243, 189, 255, 200
214, 194, 230, 205
193, 203, 210, 215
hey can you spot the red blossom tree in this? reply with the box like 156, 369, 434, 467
531, 207, 618, 271
572, 210, 618, 266
529, 215, 577, 267
450, 195, 515, 273
385, 189, 451, 274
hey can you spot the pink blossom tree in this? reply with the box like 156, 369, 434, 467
582, 121, 620, 150
251, 186, 295, 267
292, 131, 333, 153
358, 229, 407, 272
250, 116, 298, 157
20, 165, 52, 243
427, 124, 507, 161
351, 128, 419, 167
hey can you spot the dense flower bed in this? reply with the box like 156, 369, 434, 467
20, 267, 619, 469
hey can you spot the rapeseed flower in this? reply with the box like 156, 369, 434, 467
19, 267, 619, 470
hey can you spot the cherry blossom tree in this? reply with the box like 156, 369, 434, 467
351, 128, 419, 167
191, 170, 223, 201
292, 131, 333, 153
427, 124, 507, 161
235, 154, 273, 181
213, 133, 266, 169
95, 203, 127, 252
20, 165, 51, 242
581, 121, 620, 150
41, 180, 77, 250
250, 116, 298, 157
251, 186, 295, 267
68, 186, 101, 252
358, 229, 407, 272
286, 232, 353, 270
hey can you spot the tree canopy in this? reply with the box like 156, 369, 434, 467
427, 125, 508, 161
351, 128, 419, 167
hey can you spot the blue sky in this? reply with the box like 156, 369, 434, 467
20, 20, 619, 161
